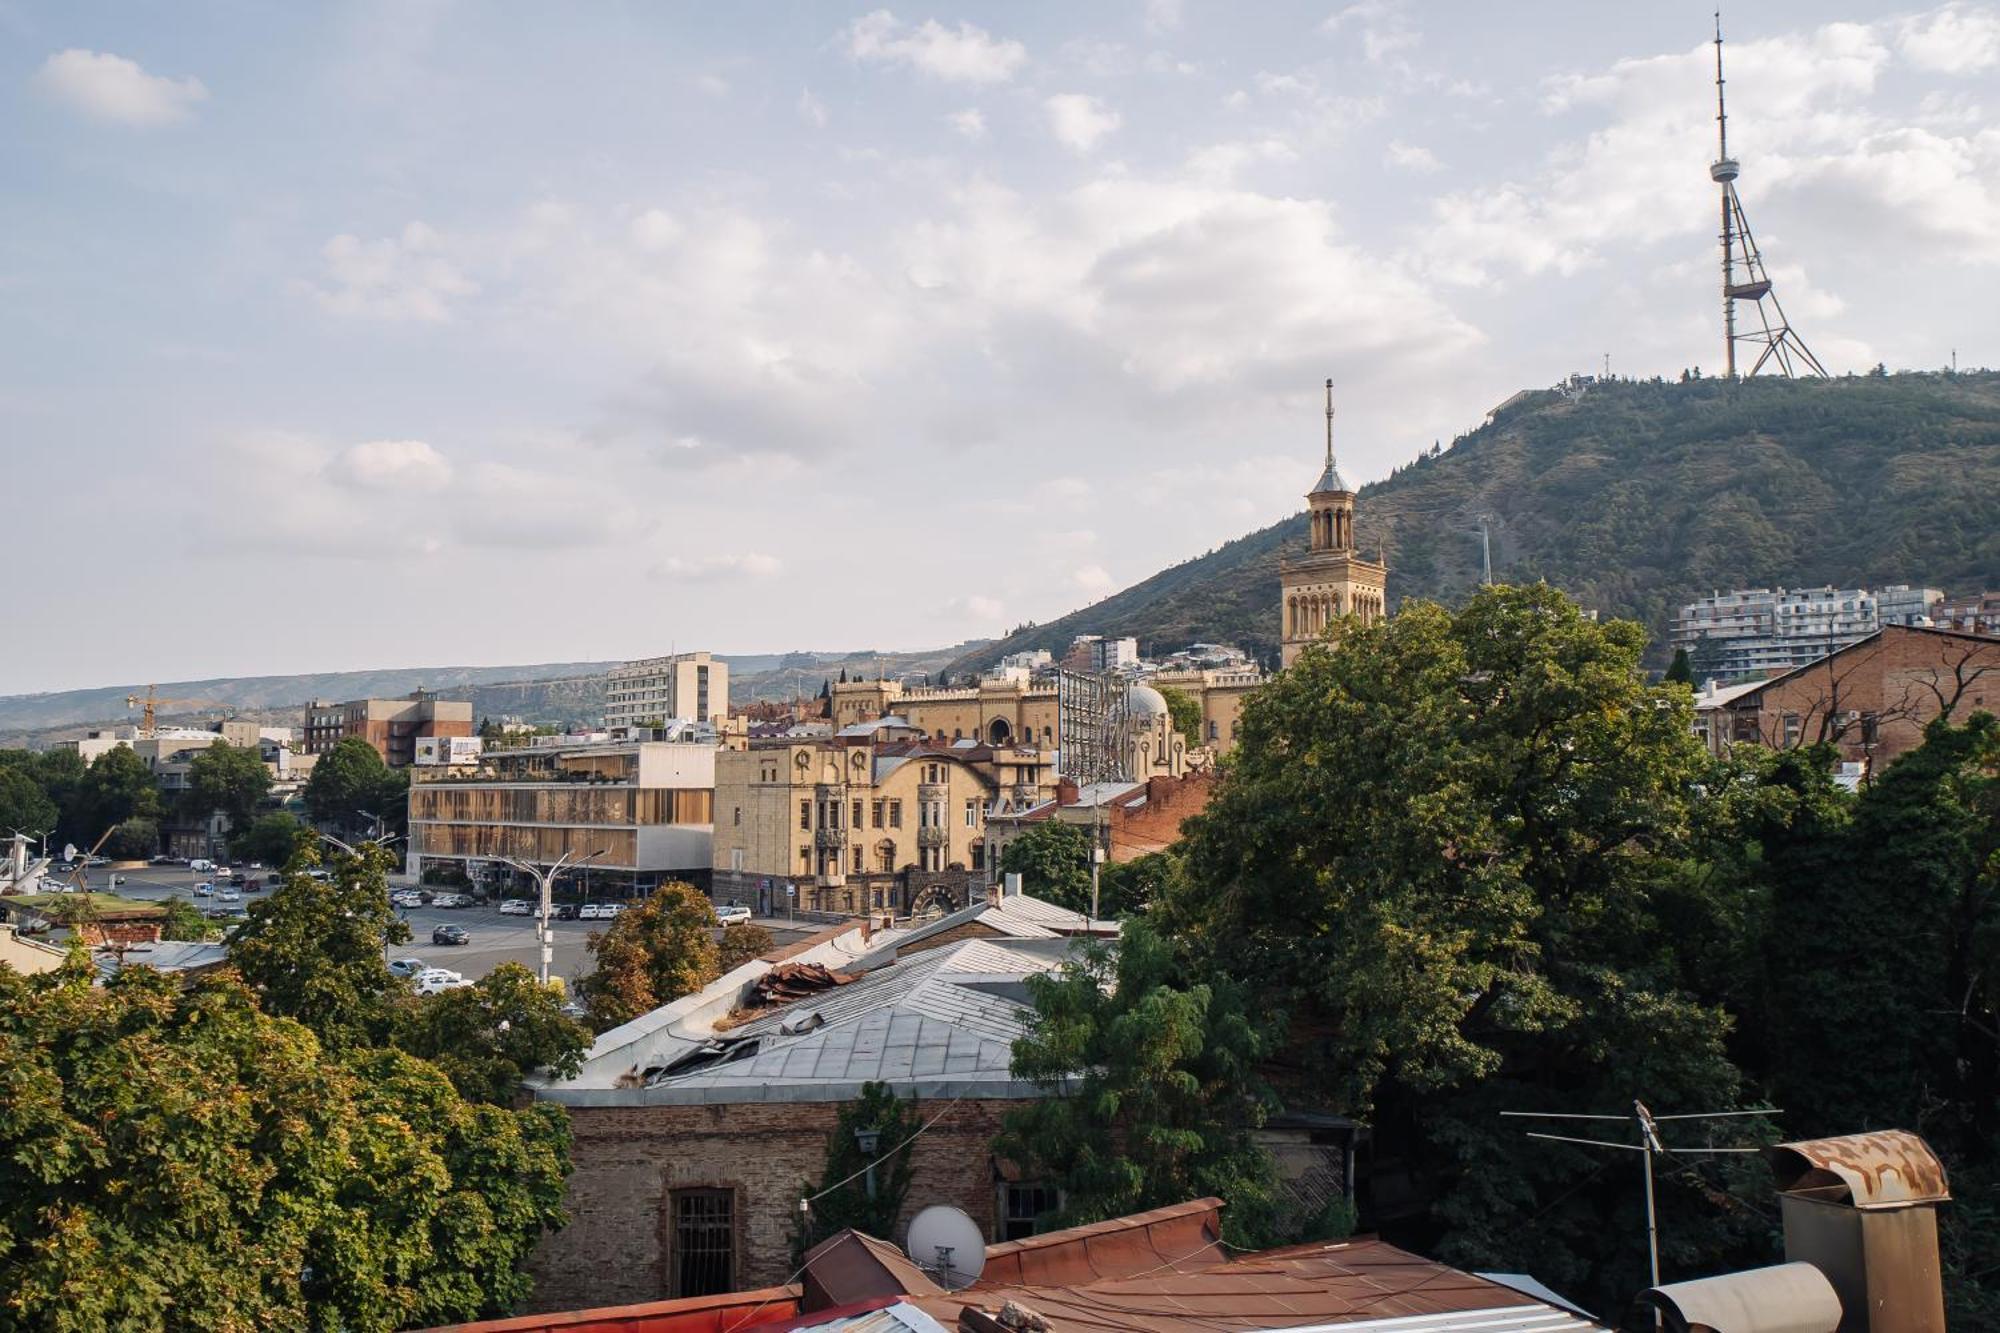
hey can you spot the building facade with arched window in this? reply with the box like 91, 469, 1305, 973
1279, 382, 1388, 668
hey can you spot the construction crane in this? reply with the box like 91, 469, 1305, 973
125, 684, 233, 734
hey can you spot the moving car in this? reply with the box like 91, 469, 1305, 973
714, 902, 752, 925
387, 958, 427, 978
189, 859, 214, 873
498, 898, 532, 916
193, 882, 214, 897
431, 924, 469, 946
218, 888, 241, 903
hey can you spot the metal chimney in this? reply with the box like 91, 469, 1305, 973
1765, 1131, 1949, 1333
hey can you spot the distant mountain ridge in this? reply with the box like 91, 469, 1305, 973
948, 371, 2000, 675
1, 641, 993, 742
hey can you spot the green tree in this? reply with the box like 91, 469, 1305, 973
102, 816, 160, 861
79, 745, 160, 837
576, 882, 719, 1031
304, 737, 405, 836
717, 922, 775, 972
232, 811, 306, 866
29, 748, 89, 848
227, 838, 409, 1049
394, 961, 590, 1104
1095, 849, 1183, 920
0, 960, 571, 1332
997, 820, 1093, 912
185, 739, 271, 830
1160, 585, 1754, 1304
1664, 647, 1695, 686
1002, 918, 1288, 1247
791, 1082, 917, 1264
1158, 685, 1204, 748
0, 767, 58, 844
158, 894, 216, 941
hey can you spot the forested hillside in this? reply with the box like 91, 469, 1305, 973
951, 371, 2000, 673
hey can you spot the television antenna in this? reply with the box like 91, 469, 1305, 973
1505, 1100, 1778, 1288
1711, 14, 1826, 379
905, 1204, 987, 1290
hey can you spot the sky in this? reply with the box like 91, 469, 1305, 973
4, 1, 1998, 694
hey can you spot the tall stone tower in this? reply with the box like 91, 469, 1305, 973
1279, 381, 1387, 668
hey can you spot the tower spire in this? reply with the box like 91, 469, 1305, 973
1324, 377, 1336, 476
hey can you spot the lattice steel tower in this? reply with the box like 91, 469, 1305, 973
1712, 14, 1825, 379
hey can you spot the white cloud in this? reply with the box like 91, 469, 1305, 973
629, 209, 683, 251
948, 107, 987, 139
945, 593, 1007, 621
305, 221, 479, 321
33, 49, 208, 127
331, 439, 454, 492
1071, 564, 1117, 596
1185, 138, 1296, 182
798, 87, 828, 128
1898, 4, 2000, 73
694, 72, 731, 97
1385, 140, 1441, 172
1322, 0, 1420, 65
658, 552, 784, 581
1045, 93, 1121, 153
1143, 0, 1183, 36
844, 11, 1027, 84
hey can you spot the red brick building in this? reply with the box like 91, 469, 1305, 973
301, 690, 473, 768
1717, 624, 2000, 770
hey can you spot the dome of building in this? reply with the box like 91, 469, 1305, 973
1126, 683, 1169, 719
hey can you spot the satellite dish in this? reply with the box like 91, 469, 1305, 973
905, 1204, 986, 1290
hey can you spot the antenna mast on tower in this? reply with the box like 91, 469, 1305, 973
1712, 14, 1826, 379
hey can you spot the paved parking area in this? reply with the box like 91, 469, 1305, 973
69, 865, 814, 986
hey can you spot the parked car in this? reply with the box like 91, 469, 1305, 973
193, 882, 214, 897
554, 903, 580, 921
431, 924, 469, 946
387, 957, 428, 979
601, 902, 627, 918
498, 898, 531, 916
415, 971, 471, 996
577, 903, 603, 920
390, 890, 423, 909
715, 902, 752, 925
149, 854, 173, 866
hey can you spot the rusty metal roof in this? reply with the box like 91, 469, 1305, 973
919, 1232, 1604, 1332
977, 1198, 1225, 1290
1767, 1130, 1950, 1209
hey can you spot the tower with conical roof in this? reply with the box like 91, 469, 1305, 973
1279, 380, 1387, 667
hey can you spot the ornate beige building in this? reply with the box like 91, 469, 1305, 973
1280, 381, 1387, 667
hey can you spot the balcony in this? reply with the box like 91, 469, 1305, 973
917, 826, 948, 849
918, 783, 947, 803
815, 827, 848, 850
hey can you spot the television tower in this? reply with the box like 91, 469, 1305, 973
1711, 14, 1826, 379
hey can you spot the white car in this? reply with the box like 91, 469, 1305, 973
218, 888, 240, 903
714, 903, 752, 925
193, 882, 214, 897
600, 903, 627, 918
414, 971, 472, 996
390, 891, 423, 909
577, 903, 603, 920
498, 898, 532, 916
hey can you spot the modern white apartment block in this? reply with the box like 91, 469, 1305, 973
602, 651, 728, 728
1671, 584, 1943, 680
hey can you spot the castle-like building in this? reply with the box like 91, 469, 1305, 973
1280, 381, 1387, 667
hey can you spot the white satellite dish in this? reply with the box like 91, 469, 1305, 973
905, 1204, 987, 1290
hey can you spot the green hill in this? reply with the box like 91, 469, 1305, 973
951, 371, 2000, 674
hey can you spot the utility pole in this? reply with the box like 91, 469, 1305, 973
500, 847, 605, 986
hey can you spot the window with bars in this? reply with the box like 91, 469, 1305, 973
1001, 1183, 1060, 1241
669, 1188, 734, 1297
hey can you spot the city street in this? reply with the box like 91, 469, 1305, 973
73, 863, 814, 988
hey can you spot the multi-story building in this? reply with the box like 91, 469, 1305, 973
1280, 383, 1388, 668
1935, 591, 2000, 635
711, 732, 1034, 918
1672, 585, 1945, 681
1061, 635, 1138, 673
602, 651, 728, 729
302, 690, 473, 768
406, 737, 716, 892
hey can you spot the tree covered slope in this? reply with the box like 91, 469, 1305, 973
951, 371, 2000, 673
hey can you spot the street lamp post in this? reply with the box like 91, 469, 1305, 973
499, 848, 605, 987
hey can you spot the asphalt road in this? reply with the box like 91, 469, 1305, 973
75, 863, 814, 986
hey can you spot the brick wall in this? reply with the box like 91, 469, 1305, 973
1730, 627, 2000, 768
525, 1096, 1021, 1314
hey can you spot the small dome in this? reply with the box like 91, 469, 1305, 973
1310, 461, 1353, 495
1126, 684, 1169, 718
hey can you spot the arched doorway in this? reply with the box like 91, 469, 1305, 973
987, 717, 1013, 745
910, 883, 961, 920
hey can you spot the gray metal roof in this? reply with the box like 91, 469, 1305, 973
1311, 461, 1353, 495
